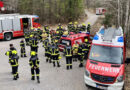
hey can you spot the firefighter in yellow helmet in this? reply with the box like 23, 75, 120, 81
29, 51, 40, 83
57, 23, 63, 36
87, 23, 91, 33
42, 30, 48, 41
81, 23, 87, 31
5, 44, 16, 74
72, 42, 79, 62
10, 50, 19, 80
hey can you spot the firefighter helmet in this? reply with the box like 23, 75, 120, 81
12, 50, 17, 55
31, 51, 36, 56
82, 23, 86, 26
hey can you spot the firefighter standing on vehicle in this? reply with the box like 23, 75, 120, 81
29, 35, 39, 53
20, 39, 27, 57
78, 43, 84, 67
10, 50, 19, 80
64, 43, 73, 70
51, 43, 60, 67
29, 51, 40, 83
87, 23, 91, 33
5, 44, 16, 74
72, 42, 79, 62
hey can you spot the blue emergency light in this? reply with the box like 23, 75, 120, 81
99, 28, 105, 35
79, 31, 82, 33
117, 37, 124, 42
93, 35, 99, 40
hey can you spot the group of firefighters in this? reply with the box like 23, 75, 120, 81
5, 22, 91, 83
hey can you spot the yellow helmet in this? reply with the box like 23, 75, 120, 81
56, 31, 59, 34
6, 51, 10, 56
69, 22, 72, 24
31, 51, 36, 56
88, 22, 91, 25
38, 27, 40, 29
74, 22, 78, 25
82, 23, 86, 26
85, 39, 88, 42
58, 56, 62, 59
30, 34, 33, 37
12, 50, 17, 55
31, 27, 34, 30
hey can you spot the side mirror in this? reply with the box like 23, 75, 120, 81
125, 58, 130, 64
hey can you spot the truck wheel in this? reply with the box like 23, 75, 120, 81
4, 33, 12, 41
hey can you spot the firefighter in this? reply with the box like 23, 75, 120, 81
29, 51, 40, 83
20, 39, 27, 57
5, 44, 16, 74
68, 22, 73, 32
24, 32, 30, 46
82, 43, 89, 60
54, 37, 59, 46
42, 30, 48, 41
81, 23, 87, 31
10, 50, 19, 80
64, 43, 73, 70
78, 43, 84, 67
87, 23, 91, 33
72, 42, 79, 62
29, 35, 39, 53
57, 23, 63, 36
51, 43, 60, 67
45, 43, 52, 63
37, 27, 42, 42
43, 38, 49, 48
44, 25, 50, 37
55, 31, 60, 40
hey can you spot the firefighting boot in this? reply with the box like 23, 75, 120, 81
46, 58, 48, 62
70, 65, 72, 69
37, 77, 40, 83
21, 54, 23, 57
66, 66, 69, 70
16, 74, 19, 78
24, 54, 27, 57
13, 76, 17, 80
49, 58, 52, 63
53, 61, 56, 67
79, 63, 83, 67
57, 61, 61, 67
31, 76, 35, 80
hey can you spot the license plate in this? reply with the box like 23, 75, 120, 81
96, 85, 107, 90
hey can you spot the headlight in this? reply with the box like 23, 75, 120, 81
85, 70, 90, 77
117, 75, 124, 82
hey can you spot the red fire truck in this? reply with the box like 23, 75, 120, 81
59, 32, 91, 52
0, 14, 40, 40
0, 1, 5, 12
84, 26, 126, 90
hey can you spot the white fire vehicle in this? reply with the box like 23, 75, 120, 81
84, 26, 126, 90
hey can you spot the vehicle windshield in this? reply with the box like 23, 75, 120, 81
34, 18, 39, 23
89, 45, 123, 64
61, 39, 71, 46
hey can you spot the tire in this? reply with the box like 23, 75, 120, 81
4, 33, 12, 41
